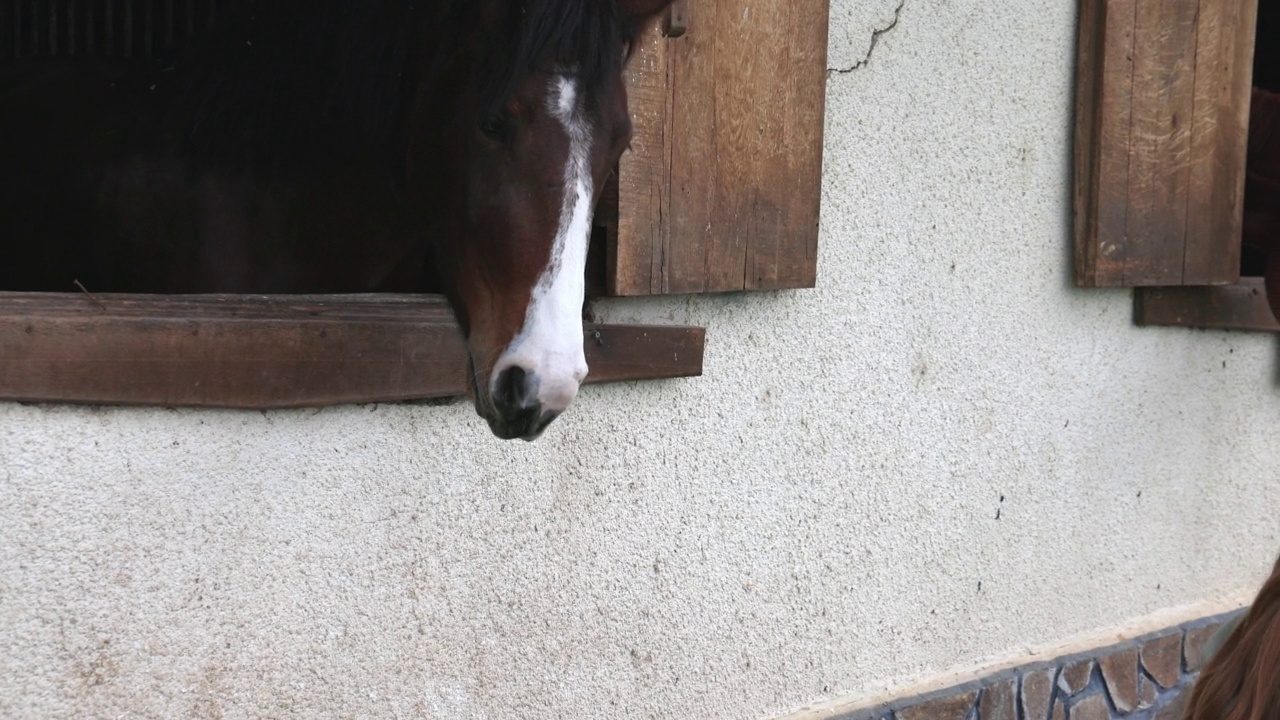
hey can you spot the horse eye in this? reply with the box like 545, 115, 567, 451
480, 114, 515, 143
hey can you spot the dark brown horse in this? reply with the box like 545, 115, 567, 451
1183, 552, 1280, 720
0, 0, 675, 440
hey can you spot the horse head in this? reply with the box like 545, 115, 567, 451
406, 0, 676, 440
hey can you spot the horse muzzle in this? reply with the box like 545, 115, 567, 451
478, 363, 584, 441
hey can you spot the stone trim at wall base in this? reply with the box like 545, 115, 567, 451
791, 611, 1245, 720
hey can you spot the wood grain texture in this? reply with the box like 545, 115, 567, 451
1135, 278, 1280, 331
0, 293, 705, 408
1074, 0, 1257, 288
1184, 0, 1258, 283
1073, 0, 1106, 283
611, 22, 669, 295
709, 0, 781, 291
1123, 0, 1198, 285
609, 0, 828, 296
779, 0, 826, 289
664, 0, 716, 293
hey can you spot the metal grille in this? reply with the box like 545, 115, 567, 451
1, 0, 238, 60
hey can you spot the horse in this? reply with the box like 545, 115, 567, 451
0, 0, 676, 440
1182, 552, 1280, 720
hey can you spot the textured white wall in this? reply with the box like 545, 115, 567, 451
3, 1, 1280, 718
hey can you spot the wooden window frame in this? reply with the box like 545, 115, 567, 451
0, 293, 704, 409
0, 0, 837, 409
0, 1, 719, 410
1074, 0, 1276, 334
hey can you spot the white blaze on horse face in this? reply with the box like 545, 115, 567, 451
491, 74, 592, 413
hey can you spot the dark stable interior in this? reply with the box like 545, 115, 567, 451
1256, 1, 1280, 97
0, 1, 614, 296
1242, 0, 1280, 277
4, 3, 1270, 293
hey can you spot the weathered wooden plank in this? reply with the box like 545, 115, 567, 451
1073, 0, 1106, 284
777, 0, 827, 290
1183, 0, 1257, 284
1123, 0, 1198, 285
610, 21, 669, 296
583, 321, 705, 384
710, 0, 784, 290
609, 0, 827, 296
0, 293, 705, 408
1075, 0, 1256, 288
662, 0, 716, 293
1135, 278, 1280, 332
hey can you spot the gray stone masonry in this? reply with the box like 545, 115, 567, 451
822, 611, 1244, 720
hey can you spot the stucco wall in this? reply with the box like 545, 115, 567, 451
3, 1, 1279, 718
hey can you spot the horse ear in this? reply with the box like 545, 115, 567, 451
616, 0, 678, 23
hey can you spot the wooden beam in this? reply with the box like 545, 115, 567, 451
1135, 278, 1280, 332
0, 293, 705, 408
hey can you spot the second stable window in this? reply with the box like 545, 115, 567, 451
1074, 0, 1280, 334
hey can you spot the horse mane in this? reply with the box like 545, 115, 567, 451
462, 0, 642, 120
1183, 553, 1280, 720
164, 0, 641, 165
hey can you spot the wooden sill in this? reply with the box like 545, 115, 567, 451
1135, 278, 1280, 332
0, 293, 705, 408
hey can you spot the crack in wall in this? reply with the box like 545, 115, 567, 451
827, 0, 907, 74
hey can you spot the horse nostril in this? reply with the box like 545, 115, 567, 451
494, 365, 535, 409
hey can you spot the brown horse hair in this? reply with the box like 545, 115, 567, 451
1183, 553, 1280, 720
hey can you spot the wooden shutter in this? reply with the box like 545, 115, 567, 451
605, 0, 829, 296
1074, 0, 1259, 287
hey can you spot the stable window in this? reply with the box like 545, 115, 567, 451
1074, 0, 1280, 333
0, 0, 828, 409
